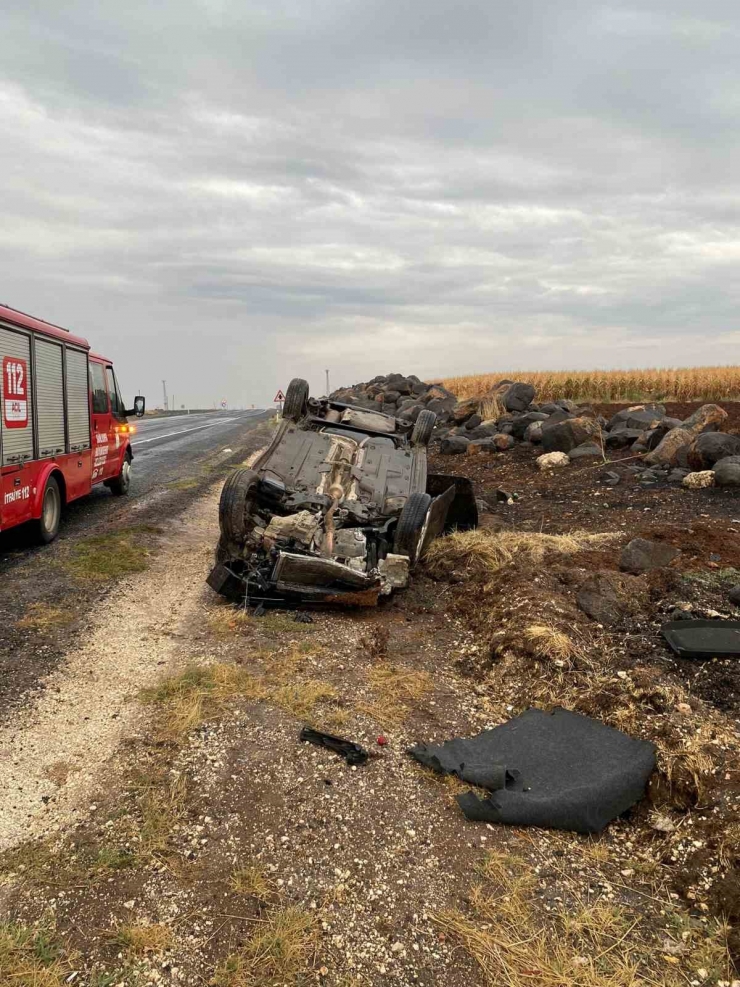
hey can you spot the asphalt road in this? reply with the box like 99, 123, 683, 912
129, 411, 267, 493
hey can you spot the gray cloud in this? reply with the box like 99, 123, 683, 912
1, 1, 740, 407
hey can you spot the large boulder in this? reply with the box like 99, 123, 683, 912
644, 428, 694, 467
620, 538, 681, 575
605, 429, 643, 450
524, 421, 545, 444
608, 409, 666, 432
687, 432, 740, 470
682, 404, 728, 434
467, 438, 496, 455
540, 417, 602, 454
714, 459, 740, 488
451, 396, 482, 425
509, 412, 549, 440
577, 571, 647, 627
493, 433, 515, 451
466, 419, 500, 439
439, 435, 470, 455
568, 442, 603, 460
501, 382, 536, 413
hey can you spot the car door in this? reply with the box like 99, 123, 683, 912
89, 360, 114, 482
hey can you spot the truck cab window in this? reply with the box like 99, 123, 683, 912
106, 367, 124, 417
90, 362, 109, 413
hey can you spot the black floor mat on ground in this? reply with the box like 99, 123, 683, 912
662, 619, 740, 659
409, 708, 656, 834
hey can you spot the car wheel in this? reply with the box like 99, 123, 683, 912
411, 409, 437, 446
283, 378, 309, 422
36, 475, 62, 544
219, 468, 259, 544
394, 491, 432, 560
108, 454, 132, 496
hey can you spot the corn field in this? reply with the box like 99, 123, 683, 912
441, 367, 740, 404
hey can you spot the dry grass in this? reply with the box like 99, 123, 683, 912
359, 662, 433, 725
425, 529, 620, 583
129, 771, 189, 859
208, 606, 254, 637
230, 864, 275, 903
213, 907, 317, 986
436, 848, 733, 987
15, 602, 74, 632
0, 922, 70, 986
442, 366, 740, 403
523, 625, 581, 667
271, 679, 337, 721
109, 921, 173, 958
140, 664, 266, 738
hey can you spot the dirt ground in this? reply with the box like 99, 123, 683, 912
1, 406, 739, 987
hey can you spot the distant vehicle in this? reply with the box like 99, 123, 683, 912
208, 377, 477, 606
0, 304, 145, 543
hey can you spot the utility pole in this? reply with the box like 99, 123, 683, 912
162, 380, 168, 412
325, 369, 330, 395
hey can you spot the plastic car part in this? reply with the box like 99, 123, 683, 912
662, 619, 740, 658
300, 726, 369, 765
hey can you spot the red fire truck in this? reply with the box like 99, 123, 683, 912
0, 304, 145, 543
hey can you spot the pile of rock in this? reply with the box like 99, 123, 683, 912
329, 374, 458, 424
331, 375, 738, 488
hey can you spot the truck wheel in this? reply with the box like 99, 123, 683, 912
219, 468, 259, 544
36, 475, 62, 544
394, 492, 432, 560
411, 410, 437, 447
108, 454, 132, 496
283, 378, 309, 422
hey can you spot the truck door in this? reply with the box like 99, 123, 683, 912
0, 326, 35, 529
105, 365, 128, 477
89, 360, 115, 482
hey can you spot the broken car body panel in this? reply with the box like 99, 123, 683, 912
208, 379, 477, 606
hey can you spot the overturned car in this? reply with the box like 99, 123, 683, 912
207, 378, 477, 606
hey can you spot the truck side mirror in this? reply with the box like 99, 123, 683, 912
134, 395, 146, 418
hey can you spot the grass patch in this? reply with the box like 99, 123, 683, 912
259, 611, 314, 635
109, 922, 173, 958
140, 664, 266, 738
524, 625, 582, 668
359, 662, 433, 725
271, 679, 337, 722
0, 922, 71, 986
425, 529, 620, 584
230, 864, 275, 903
213, 907, 317, 986
64, 525, 162, 580
208, 606, 254, 637
437, 850, 733, 987
15, 602, 75, 632
167, 477, 200, 491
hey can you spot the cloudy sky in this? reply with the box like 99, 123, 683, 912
1, 1, 739, 408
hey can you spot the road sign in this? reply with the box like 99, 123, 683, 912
274, 389, 285, 403
221, 400, 227, 409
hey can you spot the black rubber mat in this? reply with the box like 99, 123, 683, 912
409, 708, 656, 834
662, 619, 740, 659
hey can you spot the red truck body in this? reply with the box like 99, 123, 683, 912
0, 304, 140, 541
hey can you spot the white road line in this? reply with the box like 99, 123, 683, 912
131, 417, 239, 445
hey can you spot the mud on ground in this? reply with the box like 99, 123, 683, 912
1, 406, 739, 987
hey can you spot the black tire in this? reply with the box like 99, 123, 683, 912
283, 378, 309, 422
219, 468, 259, 544
108, 453, 132, 496
36, 475, 62, 544
394, 492, 432, 559
411, 410, 436, 447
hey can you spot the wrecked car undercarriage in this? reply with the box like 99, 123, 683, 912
207, 377, 477, 606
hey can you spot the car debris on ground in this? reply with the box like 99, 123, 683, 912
299, 726, 370, 765
207, 377, 477, 607
409, 707, 657, 834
